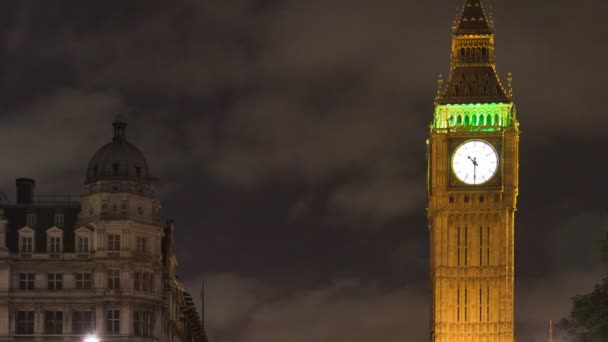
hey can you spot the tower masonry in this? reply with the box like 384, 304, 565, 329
427, 1, 519, 341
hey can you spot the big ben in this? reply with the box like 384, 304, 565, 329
427, 1, 518, 342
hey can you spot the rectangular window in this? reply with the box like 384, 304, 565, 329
107, 234, 121, 254
136, 237, 147, 254
75, 272, 92, 290
464, 287, 468, 322
133, 311, 152, 337
479, 287, 483, 321
457, 226, 460, 266
108, 269, 120, 289
486, 286, 490, 321
19, 273, 35, 290
72, 311, 93, 335
106, 309, 120, 334
78, 236, 89, 253
48, 273, 63, 290
49, 237, 61, 253
15, 311, 35, 334
134, 272, 141, 291
464, 226, 468, 266
494, 193, 500, 203
54, 213, 64, 227
142, 273, 149, 292
26, 213, 36, 227
479, 195, 485, 203
464, 195, 470, 203
449, 196, 454, 204
21, 237, 33, 253
147, 274, 154, 293
480, 226, 483, 266
456, 287, 460, 322
44, 311, 63, 334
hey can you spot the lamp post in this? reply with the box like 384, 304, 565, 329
84, 335, 100, 342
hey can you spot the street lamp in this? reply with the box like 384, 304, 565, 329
84, 335, 100, 342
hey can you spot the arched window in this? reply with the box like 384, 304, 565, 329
457, 115, 462, 125
460, 48, 465, 60
479, 115, 485, 126
494, 114, 500, 126
487, 115, 492, 125
482, 47, 487, 58
472, 114, 477, 126
449, 116, 455, 126
464, 115, 470, 126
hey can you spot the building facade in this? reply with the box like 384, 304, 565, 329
0, 119, 206, 341
427, 1, 519, 341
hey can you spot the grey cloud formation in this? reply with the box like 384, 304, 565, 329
0, 0, 607, 341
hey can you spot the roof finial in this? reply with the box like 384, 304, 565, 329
436, 74, 444, 100
507, 72, 513, 98
112, 113, 128, 142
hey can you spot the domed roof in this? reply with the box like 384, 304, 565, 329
85, 118, 152, 184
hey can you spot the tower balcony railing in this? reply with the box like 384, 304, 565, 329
13, 252, 94, 261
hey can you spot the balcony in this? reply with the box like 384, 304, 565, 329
19, 253, 32, 259
76, 253, 90, 259
48, 253, 62, 260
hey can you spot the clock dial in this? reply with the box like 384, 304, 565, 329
452, 140, 498, 185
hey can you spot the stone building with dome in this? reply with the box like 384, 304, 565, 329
0, 118, 207, 341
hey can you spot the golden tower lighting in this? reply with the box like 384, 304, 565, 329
427, 0, 519, 341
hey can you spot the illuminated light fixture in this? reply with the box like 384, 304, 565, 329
432, 102, 516, 132
84, 335, 100, 342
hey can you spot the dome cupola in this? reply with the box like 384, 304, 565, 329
85, 116, 152, 185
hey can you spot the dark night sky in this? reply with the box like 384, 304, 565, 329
0, 0, 606, 341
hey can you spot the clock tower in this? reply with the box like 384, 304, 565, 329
427, 1, 519, 341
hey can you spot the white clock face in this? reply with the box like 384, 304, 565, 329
452, 140, 498, 185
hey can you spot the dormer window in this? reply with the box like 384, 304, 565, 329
26, 213, 36, 227
49, 237, 61, 253
46, 227, 63, 256
21, 236, 33, 253
75, 227, 92, 258
19, 228, 35, 255
54, 213, 64, 227
78, 236, 89, 253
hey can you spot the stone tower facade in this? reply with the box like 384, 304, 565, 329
427, 1, 519, 341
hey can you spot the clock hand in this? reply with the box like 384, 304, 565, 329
468, 156, 478, 182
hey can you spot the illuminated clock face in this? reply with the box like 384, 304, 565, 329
452, 140, 498, 185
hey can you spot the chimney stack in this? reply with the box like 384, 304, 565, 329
16, 178, 35, 205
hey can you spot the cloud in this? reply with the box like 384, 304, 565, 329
186, 274, 428, 342
0, 89, 122, 197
